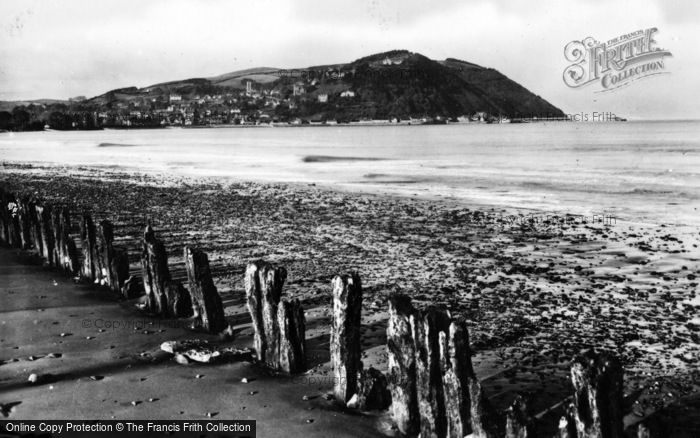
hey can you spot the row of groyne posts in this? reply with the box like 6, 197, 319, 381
0, 186, 645, 438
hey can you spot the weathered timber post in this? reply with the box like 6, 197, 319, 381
17, 196, 34, 250
277, 298, 306, 373
260, 263, 286, 368
468, 378, 499, 438
80, 214, 99, 281
184, 246, 227, 333
50, 207, 62, 269
505, 395, 534, 438
110, 247, 130, 295
140, 227, 192, 315
387, 294, 496, 438
4, 192, 22, 248
440, 320, 475, 438
413, 306, 452, 438
88, 218, 128, 293
244, 261, 287, 364
245, 261, 266, 360
0, 188, 9, 244
355, 367, 391, 411
141, 225, 169, 313
331, 273, 363, 404
50, 206, 78, 274
557, 407, 578, 438
0, 188, 18, 246
245, 261, 307, 373
96, 219, 114, 286
164, 280, 193, 318
387, 294, 420, 436
35, 203, 55, 266
569, 350, 625, 438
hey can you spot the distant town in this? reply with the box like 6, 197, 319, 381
1, 50, 581, 131
0, 83, 571, 132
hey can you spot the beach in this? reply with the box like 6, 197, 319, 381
1, 162, 698, 436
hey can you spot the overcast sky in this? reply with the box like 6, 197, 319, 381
1, 0, 698, 119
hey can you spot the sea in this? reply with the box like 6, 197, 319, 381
1, 121, 699, 227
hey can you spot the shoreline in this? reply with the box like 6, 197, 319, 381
0, 161, 686, 231
1, 164, 698, 435
9, 117, 654, 134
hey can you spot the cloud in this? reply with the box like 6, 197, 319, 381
291, 0, 466, 29
654, 0, 700, 24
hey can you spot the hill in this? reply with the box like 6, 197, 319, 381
1, 50, 565, 130
85, 49, 563, 121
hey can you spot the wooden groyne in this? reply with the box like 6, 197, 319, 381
0, 185, 648, 437
0, 186, 229, 336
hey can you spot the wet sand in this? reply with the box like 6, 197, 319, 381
0, 163, 698, 436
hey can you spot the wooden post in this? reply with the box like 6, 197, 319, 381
440, 320, 475, 438
387, 295, 494, 438
355, 367, 391, 411
141, 225, 170, 314
141, 225, 192, 312
245, 261, 306, 373
413, 306, 452, 438
110, 247, 130, 295
96, 219, 129, 293
505, 395, 534, 438
245, 261, 267, 361
0, 188, 17, 246
557, 407, 578, 438
331, 273, 363, 404
468, 378, 499, 438
184, 246, 227, 333
50, 207, 62, 269
0, 187, 9, 245
569, 351, 625, 438
49, 206, 78, 274
164, 280, 193, 318
35, 203, 54, 266
244, 261, 287, 364
80, 214, 98, 281
17, 196, 33, 250
5, 192, 22, 248
96, 219, 114, 286
387, 294, 420, 436
277, 298, 306, 373
260, 262, 286, 368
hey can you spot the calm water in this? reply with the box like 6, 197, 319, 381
2, 121, 700, 226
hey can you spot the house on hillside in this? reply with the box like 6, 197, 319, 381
317, 94, 328, 103
382, 57, 403, 65
169, 94, 182, 103
293, 82, 305, 96
340, 90, 355, 98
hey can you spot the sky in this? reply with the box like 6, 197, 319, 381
1, 0, 698, 119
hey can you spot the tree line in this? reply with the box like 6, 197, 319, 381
0, 104, 102, 131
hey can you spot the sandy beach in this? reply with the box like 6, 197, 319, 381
1, 163, 698, 436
